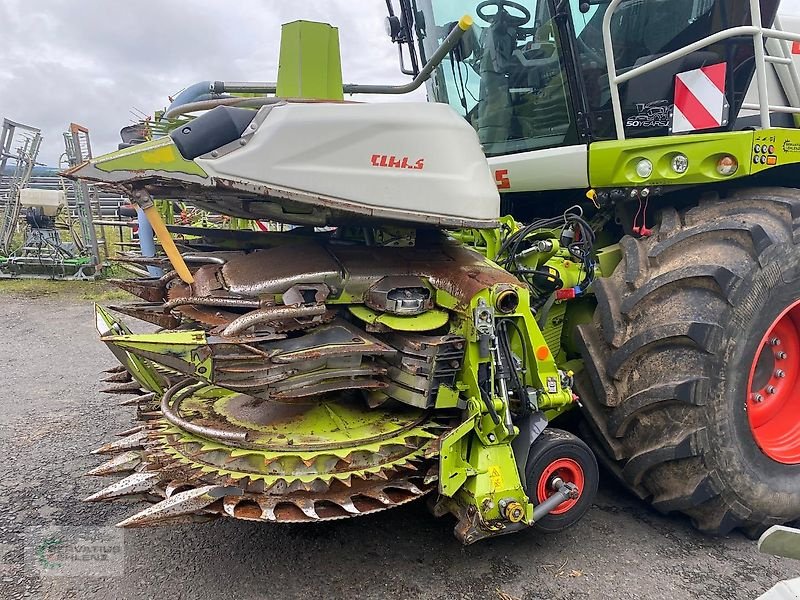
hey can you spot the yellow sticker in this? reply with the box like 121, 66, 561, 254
489, 466, 504, 490
142, 143, 180, 165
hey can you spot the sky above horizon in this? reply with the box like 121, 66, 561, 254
0, 1, 419, 165
2, 0, 800, 165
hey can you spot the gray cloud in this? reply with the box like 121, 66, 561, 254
0, 1, 419, 165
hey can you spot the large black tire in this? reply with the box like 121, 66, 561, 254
576, 187, 800, 535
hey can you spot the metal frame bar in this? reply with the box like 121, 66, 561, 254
757, 14, 800, 112
206, 16, 472, 100
64, 125, 103, 268
602, 0, 800, 140
0, 119, 42, 254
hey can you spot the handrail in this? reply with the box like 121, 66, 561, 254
771, 15, 800, 108
209, 15, 474, 99
602, 0, 800, 140
751, 0, 771, 129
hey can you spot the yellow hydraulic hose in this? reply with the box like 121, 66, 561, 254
136, 197, 194, 285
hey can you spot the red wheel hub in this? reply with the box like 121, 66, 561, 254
535, 458, 584, 515
747, 299, 800, 464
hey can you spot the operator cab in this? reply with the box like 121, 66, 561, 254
388, 0, 779, 168
413, 0, 580, 157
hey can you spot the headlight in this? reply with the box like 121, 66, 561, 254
635, 158, 653, 179
671, 154, 689, 174
716, 155, 739, 176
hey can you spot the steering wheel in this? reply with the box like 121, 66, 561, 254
476, 0, 532, 26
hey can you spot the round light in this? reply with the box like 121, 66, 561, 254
671, 154, 689, 174
717, 155, 739, 176
635, 158, 653, 179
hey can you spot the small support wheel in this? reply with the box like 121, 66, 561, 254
525, 428, 598, 533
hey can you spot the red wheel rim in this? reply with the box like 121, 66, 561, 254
747, 299, 800, 464
535, 458, 584, 515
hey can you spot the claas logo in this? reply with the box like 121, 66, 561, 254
371, 154, 425, 170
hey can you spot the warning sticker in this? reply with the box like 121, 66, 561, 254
672, 63, 729, 133
489, 465, 504, 491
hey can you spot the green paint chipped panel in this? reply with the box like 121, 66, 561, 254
94, 305, 167, 393
93, 137, 208, 178
102, 330, 213, 381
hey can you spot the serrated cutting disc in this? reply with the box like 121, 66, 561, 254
86, 382, 445, 526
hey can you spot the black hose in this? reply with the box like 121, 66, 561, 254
497, 319, 530, 416
478, 363, 501, 425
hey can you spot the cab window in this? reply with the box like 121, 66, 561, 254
418, 0, 579, 156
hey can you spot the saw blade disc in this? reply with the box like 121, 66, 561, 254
87, 382, 447, 526
151, 382, 441, 486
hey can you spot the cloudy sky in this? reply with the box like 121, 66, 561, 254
3, 0, 800, 165
0, 1, 421, 165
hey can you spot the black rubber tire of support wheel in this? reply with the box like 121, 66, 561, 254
575, 187, 800, 535
526, 429, 599, 533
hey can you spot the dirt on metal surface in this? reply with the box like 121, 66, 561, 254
0, 294, 796, 600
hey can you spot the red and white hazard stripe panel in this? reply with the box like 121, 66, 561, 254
672, 62, 727, 134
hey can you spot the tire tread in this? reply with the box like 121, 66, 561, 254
576, 187, 800, 534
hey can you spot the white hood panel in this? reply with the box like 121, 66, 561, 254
196, 102, 500, 226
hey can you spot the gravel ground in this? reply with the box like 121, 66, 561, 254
0, 294, 796, 600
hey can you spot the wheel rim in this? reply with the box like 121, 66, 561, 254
747, 299, 800, 464
535, 458, 584, 515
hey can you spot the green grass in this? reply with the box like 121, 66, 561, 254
0, 278, 133, 301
